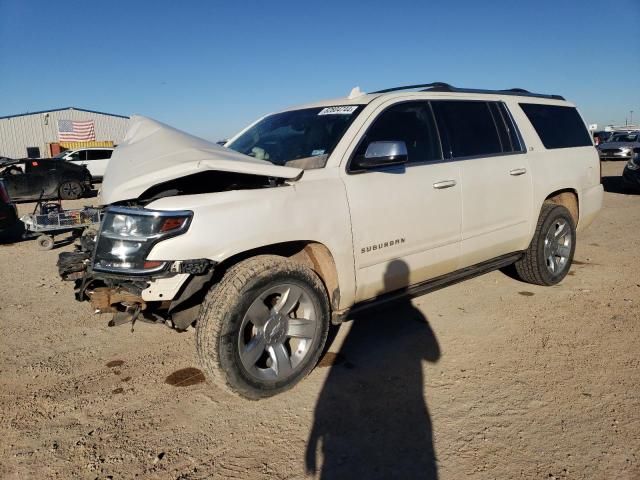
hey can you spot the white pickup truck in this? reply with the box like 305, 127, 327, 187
58, 83, 603, 399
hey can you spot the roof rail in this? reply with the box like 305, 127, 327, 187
371, 82, 453, 94
370, 83, 565, 101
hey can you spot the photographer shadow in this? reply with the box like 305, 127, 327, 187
306, 260, 441, 479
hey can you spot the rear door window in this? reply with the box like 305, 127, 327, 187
519, 103, 592, 149
431, 101, 502, 158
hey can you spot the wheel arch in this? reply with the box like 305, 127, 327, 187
544, 188, 579, 225
214, 241, 341, 310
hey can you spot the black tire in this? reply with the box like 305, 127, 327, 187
59, 180, 83, 200
196, 255, 330, 399
37, 235, 54, 250
514, 203, 576, 286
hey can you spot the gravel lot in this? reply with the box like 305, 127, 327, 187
0, 161, 638, 479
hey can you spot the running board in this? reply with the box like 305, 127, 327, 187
333, 252, 523, 323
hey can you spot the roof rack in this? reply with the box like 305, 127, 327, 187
370, 82, 565, 101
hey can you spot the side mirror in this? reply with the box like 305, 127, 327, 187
354, 141, 408, 169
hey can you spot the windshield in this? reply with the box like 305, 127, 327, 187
226, 106, 363, 169
609, 134, 638, 143
52, 151, 68, 159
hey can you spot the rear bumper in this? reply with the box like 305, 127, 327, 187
578, 184, 604, 231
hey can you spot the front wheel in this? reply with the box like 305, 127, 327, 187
514, 203, 576, 285
196, 255, 330, 399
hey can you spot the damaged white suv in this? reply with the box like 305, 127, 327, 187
58, 82, 603, 399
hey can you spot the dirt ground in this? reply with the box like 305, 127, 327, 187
0, 161, 638, 479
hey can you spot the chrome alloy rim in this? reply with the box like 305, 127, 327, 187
61, 182, 81, 197
543, 219, 572, 275
238, 283, 318, 381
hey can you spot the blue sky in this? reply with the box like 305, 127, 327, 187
1, 0, 638, 140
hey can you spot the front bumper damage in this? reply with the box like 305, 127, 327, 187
57, 237, 215, 330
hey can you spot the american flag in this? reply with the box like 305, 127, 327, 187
57, 119, 96, 141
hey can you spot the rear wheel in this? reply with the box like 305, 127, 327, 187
196, 255, 330, 399
514, 203, 576, 285
59, 180, 83, 200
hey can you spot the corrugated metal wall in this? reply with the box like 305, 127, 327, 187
0, 108, 129, 158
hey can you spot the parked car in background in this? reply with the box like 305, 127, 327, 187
622, 149, 640, 191
597, 132, 640, 160
0, 180, 20, 240
53, 147, 114, 181
0, 158, 92, 201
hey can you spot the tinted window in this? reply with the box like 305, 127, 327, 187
87, 149, 112, 160
353, 101, 442, 166
519, 103, 592, 149
78, 150, 88, 161
432, 101, 502, 158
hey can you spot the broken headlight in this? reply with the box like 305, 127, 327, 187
93, 207, 192, 274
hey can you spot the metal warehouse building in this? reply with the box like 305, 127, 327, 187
0, 107, 130, 159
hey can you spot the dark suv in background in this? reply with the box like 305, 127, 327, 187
0, 158, 92, 201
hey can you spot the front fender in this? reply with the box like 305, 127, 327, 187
144, 177, 356, 309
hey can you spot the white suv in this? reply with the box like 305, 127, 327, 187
53, 147, 114, 180
58, 83, 603, 399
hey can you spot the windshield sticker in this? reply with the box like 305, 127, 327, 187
318, 106, 358, 115
311, 149, 325, 156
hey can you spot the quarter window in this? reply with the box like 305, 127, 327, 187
352, 101, 442, 167
519, 103, 592, 149
431, 101, 502, 158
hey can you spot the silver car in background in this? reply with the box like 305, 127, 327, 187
597, 132, 640, 160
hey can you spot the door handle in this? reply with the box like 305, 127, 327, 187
509, 168, 527, 176
432, 180, 457, 189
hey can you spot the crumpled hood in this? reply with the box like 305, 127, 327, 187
100, 115, 303, 204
